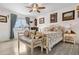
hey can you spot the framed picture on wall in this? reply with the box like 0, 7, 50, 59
50, 13, 57, 23
62, 10, 75, 21
39, 17, 45, 24
0, 15, 7, 23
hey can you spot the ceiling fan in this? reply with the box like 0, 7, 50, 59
26, 3, 45, 13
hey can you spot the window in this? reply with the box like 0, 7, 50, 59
14, 19, 29, 28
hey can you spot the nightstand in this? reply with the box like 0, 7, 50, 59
63, 30, 76, 44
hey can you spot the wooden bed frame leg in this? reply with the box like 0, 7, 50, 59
31, 47, 33, 55
41, 44, 43, 53
46, 48, 48, 54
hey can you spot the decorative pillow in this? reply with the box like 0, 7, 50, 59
35, 32, 42, 39
50, 27, 55, 31
24, 30, 29, 37
30, 30, 36, 35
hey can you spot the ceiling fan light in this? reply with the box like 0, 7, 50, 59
33, 7, 37, 11
33, 3, 38, 7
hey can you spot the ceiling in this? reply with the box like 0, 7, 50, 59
0, 3, 77, 17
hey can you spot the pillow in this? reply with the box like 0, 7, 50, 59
50, 27, 55, 31
24, 30, 29, 37
35, 32, 42, 39
30, 30, 36, 35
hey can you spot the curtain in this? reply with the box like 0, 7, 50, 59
10, 14, 17, 39
25, 17, 30, 29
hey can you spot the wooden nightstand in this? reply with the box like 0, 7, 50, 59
63, 30, 76, 44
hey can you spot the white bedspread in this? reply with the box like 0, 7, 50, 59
44, 31, 62, 51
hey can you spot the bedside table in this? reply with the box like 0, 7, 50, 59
63, 30, 76, 44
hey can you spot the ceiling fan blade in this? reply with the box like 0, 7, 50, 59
38, 7, 45, 9
37, 10, 40, 13
29, 10, 33, 12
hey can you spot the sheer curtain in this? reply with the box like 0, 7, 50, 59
25, 17, 30, 29
14, 19, 29, 29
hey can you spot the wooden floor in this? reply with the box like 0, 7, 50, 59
0, 40, 79, 55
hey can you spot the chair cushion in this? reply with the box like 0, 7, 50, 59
19, 36, 32, 43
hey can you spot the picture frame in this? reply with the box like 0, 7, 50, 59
39, 17, 45, 24
0, 15, 7, 23
50, 13, 57, 23
62, 10, 75, 21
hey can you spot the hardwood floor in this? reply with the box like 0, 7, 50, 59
0, 40, 79, 55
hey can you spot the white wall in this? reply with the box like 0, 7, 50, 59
0, 7, 30, 42
36, 6, 79, 43
0, 7, 11, 41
